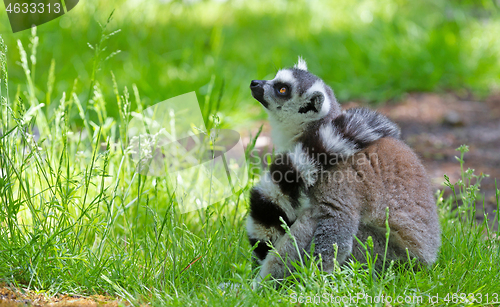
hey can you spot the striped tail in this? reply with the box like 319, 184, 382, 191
246, 144, 318, 263
300, 107, 400, 167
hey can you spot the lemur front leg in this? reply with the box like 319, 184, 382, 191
307, 204, 361, 273
258, 203, 360, 280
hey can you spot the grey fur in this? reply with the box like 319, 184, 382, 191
257, 139, 441, 280
291, 69, 320, 95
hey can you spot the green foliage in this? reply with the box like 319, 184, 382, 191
0, 1, 500, 305
0, 0, 499, 128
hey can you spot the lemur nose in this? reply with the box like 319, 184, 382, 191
250, 80, 262, 88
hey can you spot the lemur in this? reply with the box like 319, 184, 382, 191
246, 58, 441, 281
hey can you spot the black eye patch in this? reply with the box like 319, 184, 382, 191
298, 101, 318, 114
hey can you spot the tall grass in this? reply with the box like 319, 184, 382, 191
0, 0, 499, 127
0, 2, 499, 306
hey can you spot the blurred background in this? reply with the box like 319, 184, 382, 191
1, 0, 499, 218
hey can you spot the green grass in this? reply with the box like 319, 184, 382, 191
1, 1, 500, 306
0, 0, 500, 128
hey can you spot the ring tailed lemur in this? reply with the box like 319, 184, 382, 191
247, 58, 441, 280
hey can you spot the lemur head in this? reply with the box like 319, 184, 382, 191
250, 57, 342, 150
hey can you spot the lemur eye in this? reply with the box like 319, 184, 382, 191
275, 84, 290, 96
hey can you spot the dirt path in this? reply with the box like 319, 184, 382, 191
0, 285, 124, 306
376, 93, 500, 226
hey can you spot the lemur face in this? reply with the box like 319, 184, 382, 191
250, 59, 337, 124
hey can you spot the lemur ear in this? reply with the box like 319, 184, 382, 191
298, 91, 324, 114
294, 56, 308, 71
310, 92, 324, 110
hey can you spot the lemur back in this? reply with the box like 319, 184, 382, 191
308, 137, 440, 272
247, 58, 441, 281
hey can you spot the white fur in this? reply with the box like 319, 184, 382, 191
289, 143, 318, 187
255, 172, 297, 222
268, 116, 308, 151
344, 111, 379, 142
246, 217, 282, 243
319, 124, 357, 157
274, 69, 296, 85
265, 68, 308, 150
353, 127, 382, 143
296, 191, 312, 216
294, 57, 308, 71
305, 80, 331, 117
319, 98, 331, 117
246, 217, 283, 264
305, 80, 328, 97
343, 109, 400, 144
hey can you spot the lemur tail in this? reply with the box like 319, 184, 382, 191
300, 108, 400, 167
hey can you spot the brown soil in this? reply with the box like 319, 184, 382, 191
0, 285, 125, 307
376, 93, 500, 226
